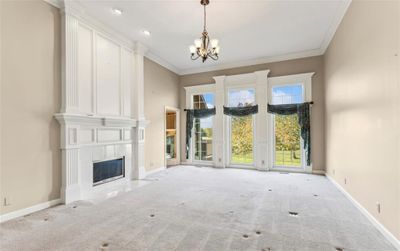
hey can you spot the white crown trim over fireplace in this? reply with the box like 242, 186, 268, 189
55, 3, 148, 204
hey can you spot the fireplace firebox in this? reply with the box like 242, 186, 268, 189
93, 157, 125, 186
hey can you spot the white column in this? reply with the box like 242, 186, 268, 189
132, 42, 149, 179
254, 70, 270, 171
59, 11, 81, 203
60, 12, 79, 114
213, 76, 226, 168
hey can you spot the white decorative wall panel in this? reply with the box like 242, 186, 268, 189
122, 48, 132, 117
97, 129, 121, 142
96, 35, 121, 116
68, 127, 78, 145
62, 14, 79, 113
64, 148, 79, 186
123, 129, 131, 140
79, 128, 95, 144
78, 24, 94, 114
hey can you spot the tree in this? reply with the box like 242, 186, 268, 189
275, 114, 300, 159
231, 116, 253, 157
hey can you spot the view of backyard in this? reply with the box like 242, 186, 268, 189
231, 115, 253, 164
274, 114, 302, 167
229, 114, 302, 167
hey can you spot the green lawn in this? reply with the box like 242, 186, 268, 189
232, 152, 253, 164
275, 150, 301, 167
231, 150, 301, 167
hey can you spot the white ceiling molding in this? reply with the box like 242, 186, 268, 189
145, 52, 180, 74
179, 48, 322, 76
318, 0, 352, 54
43, 0, 62, 8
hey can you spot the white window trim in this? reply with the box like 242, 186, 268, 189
221, 71, 270, 171
267, 72, 314, 173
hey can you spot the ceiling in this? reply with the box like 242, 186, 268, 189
71, 0, 351, 75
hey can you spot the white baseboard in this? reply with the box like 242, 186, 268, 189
144, 166, 166, 177
326, 175, 400, 250
0, 198, 62, 223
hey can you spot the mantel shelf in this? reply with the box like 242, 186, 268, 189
54, 113, 137, 127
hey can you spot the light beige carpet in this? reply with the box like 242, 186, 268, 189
0, 166, 396, 251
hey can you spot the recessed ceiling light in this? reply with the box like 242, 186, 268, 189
111, 8, 123, 15
143, 30, 151, 36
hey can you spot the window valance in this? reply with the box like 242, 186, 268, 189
223, 105, 258, 117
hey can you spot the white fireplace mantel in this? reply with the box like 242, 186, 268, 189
55, 2, 148, 204
54, 114, 137, 128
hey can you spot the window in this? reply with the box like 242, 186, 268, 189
271, 85, 303, 168
193, 93, 214, 161
228, 89, 255, 165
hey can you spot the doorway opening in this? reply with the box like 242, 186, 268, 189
165, 107, 180, 167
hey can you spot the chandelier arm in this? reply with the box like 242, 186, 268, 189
191, 54, 200, 60
207, 53, 219, 61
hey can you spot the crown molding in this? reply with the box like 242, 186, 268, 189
319, 0, 352, 54
133, 42, 149, 56
43, 0, 62, 8
179, 49, 322, 75
145, 52, 180, 75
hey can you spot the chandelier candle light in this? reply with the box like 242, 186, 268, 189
189, 0, 220, 62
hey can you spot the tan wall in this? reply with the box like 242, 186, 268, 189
144, 58, 180, 172
180, 56, 325, 171
324, 1, 400, 240
0, 0, 61, 214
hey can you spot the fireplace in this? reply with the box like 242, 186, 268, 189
93, 157, 125, 186
54, 8, 150, 204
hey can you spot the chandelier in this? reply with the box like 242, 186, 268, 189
189, 0, 220, 62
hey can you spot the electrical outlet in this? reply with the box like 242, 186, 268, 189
3, 197, 11, 206
262, 160, 265, 165
376, 202, 381, 213
344, 178, 347, 185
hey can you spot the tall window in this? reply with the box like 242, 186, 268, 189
228, 89, 255, 165
271, 85, 303, 168
193, 93, 214, 161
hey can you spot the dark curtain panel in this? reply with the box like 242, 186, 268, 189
185, 108, 216, 159
223, 105, 258, 117
267, 102, 312, 165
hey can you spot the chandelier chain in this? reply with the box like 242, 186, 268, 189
203, 5, 207, 32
